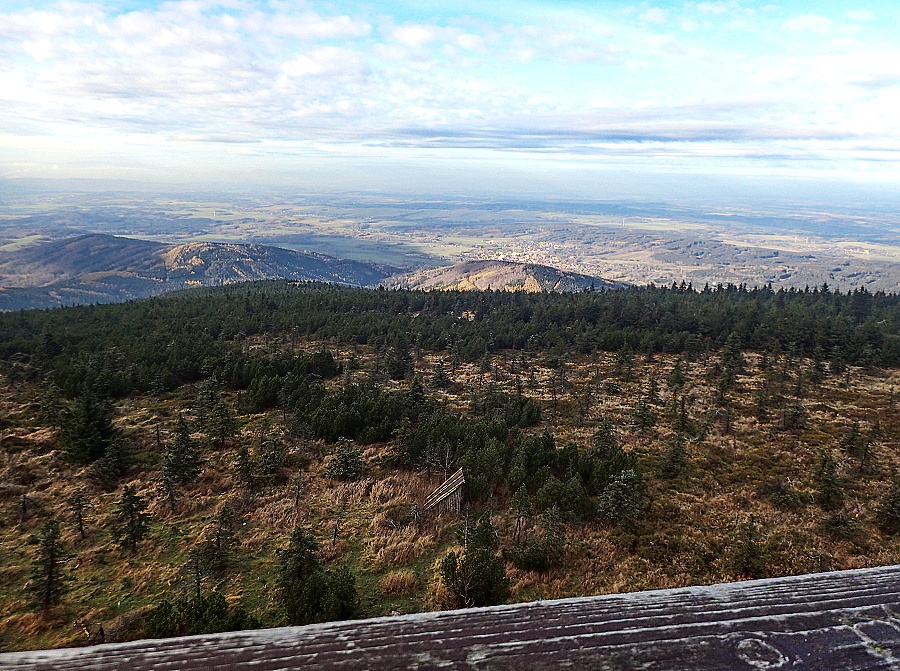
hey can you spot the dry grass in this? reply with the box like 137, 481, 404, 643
363, 527, 435, 567
318, 539, 350, 563
379, 570, 418, 597
2, 344, 900, 651
422, 550, 458, 610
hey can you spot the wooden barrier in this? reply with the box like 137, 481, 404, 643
423, 468, 465, 512
3, 564, 900, 669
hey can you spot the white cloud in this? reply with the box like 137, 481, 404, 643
1, 0, 900, 184
639, 8, 667, 25
280, 47, 366, 79
271, 12, 371, 40
845, 9, 874, 22
390, 23, 439, 47
783, 14, 834, 35
694, 2, 732, 16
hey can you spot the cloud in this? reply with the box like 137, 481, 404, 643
389, 23, 440, 47
639, 8, 667, 25
280, 47, 367, 80
694, 2, 733, 16
844, 9, 874, 22
783, 14, 833, 35
1, 0, 899, 183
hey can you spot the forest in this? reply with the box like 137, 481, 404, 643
0, 280, 899, 651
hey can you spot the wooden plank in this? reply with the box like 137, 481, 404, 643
423, 468, 465, 510
3, 565, 900, 670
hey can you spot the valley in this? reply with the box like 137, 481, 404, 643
1, 191, 899, 295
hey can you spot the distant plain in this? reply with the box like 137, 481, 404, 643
1, 191, 899, 292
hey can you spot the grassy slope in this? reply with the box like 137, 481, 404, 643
1, 343, 899, 652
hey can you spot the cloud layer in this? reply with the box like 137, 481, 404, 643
2, 0, 900, 188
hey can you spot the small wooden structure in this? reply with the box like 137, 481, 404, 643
423, 468, 464, 514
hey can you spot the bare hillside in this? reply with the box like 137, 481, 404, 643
392, 260, 625, 292
0, 234, 398, 310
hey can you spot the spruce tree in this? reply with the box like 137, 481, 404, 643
163, 416, 203, 484
877, 480, 900, 535
234, 444, 256, 494
440, 516, 509, 608
590, 418, 619, 458
276, 527, 359, 625
112, 485, 152, 551
598, 469, 646, 530
210, 401, 237, 449
59, 386, 119, 464
814, 451, 844, 512
199, 504, 239, 575
89, 435, 131, 489
731, 517, 768, 579
667, 359, 686, 391
67, 490, 91, 540
27, 518, 72, 611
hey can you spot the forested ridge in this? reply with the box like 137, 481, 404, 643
0, 280, 899, 652
2, 281, 898, 395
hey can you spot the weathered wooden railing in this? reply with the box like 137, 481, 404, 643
3, 564, 900, 669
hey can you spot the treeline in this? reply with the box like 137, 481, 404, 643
1, 280, 898, 398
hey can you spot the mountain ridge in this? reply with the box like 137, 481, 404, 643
0, 234, 399, 311
0, 236, 625, 311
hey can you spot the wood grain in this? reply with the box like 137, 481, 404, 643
3, 565, 900, 670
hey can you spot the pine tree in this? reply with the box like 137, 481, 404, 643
814, 451, 844, 512
667, 359, 686, 391
112, 485, 152, 551
210, 401, 237, 449
27, 518, 72, 611
67, 490, 91, 540
163, 416, 203, 484
234, 444, 256, 494
59, 386, 119, 464
276, 527, 359, 625
441, 515, 509, 608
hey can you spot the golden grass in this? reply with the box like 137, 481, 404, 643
363, 527, 435, 567
378, 570, 418, 597
318, 539, 350, 563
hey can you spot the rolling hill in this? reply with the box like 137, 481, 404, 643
390, 259, 625, 293
0, 234, 400, 311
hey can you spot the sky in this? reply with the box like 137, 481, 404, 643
2, 0, 900, 198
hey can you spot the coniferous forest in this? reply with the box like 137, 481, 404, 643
1, 280, 899, 651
